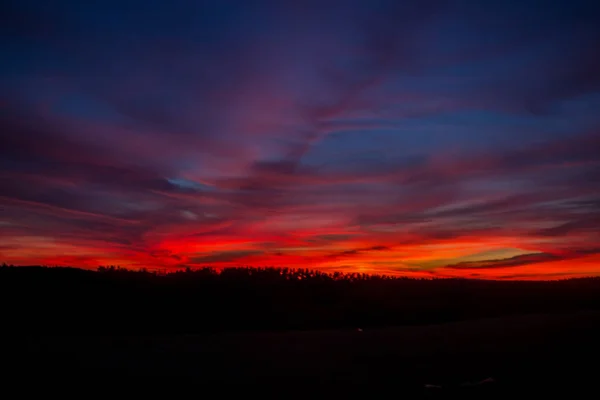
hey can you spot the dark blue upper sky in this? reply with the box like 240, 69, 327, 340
1, 0, 600, 278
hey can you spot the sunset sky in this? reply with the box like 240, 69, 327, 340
1, 0, 600, 279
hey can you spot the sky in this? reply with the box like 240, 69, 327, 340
1, 0, 600, 279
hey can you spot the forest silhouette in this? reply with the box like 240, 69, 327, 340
3, 264, 600, 333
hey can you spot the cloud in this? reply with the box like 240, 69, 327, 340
328, 245, 391, 258
444, 253, 561, 270
1, 0, 600, 279
189, 250, 264, 264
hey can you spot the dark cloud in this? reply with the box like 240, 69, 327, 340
189, 250, 264, 264
537, 217, 600, 237
328, 245, 391, 258
444, 253, 562, 270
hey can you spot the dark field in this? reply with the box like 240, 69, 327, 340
2, 266, 600, 396
4, 311, 600, 396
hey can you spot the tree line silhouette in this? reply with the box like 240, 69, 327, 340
3, 264, 600, 333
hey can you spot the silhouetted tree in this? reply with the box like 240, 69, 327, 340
2, 264, 600, 334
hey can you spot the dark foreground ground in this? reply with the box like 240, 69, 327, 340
3, 311, 600, 397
